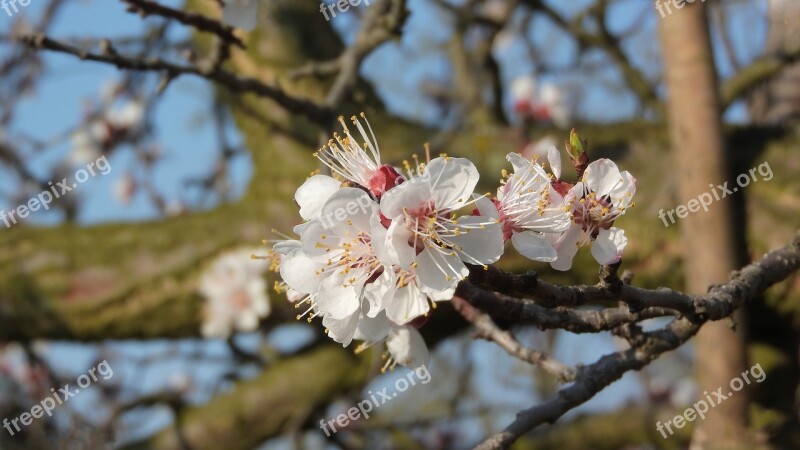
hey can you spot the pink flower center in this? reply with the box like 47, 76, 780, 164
368, 164, 405, 199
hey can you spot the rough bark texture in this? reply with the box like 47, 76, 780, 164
659, 4, 753, 449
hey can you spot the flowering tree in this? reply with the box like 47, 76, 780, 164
1, 1, 799, 449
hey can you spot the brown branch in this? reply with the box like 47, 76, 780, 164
121, 0, 245, 49
474, 317, 699, 450
520, 0, 660, 109
456, 282, 676, 333
721, 44, 800, 110
451, 295, 578, 382
470, 233, 800, 449
467, 263, 698, 318
324, 0, 408, 108
17, 34, 332, 124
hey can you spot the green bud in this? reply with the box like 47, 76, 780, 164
566, 129, 587, 160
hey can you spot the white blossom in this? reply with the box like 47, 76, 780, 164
380, 157, 504, 293
552, 159, 636, 271
200, 248, 270, 338
476, 153, 570, 262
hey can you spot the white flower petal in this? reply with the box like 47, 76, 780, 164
506, 152, 532, 173
295, 175, 342, 221
427, 287, 455, 302
416, 247, 468, 292
354, 311, 391, 343
300, 220, 344, 261
551, 225, 582, 271
546, 145, 562, 180
511, 231, 557, 262
380, 177, 431, 219
320, 187, 378, 233
385, 218, 416, 268
363, 271, 395, 318
386, 326, 429, 368
609, 171, 637, 209
445, 216, 504, 265
425, 157, 480, 210
385, 284, 429, 325
583, 159, 623, 197
316, 275, 360, 320
323, 311, 360, 347
473, 195, 499, 219
591, 227, 627, 266
279, 247, 323, 294
272, 239, 300, 256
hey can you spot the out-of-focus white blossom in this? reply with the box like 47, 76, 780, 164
113, 172, 137, 205
200, 248, 270, 338
510, 76, 571, 127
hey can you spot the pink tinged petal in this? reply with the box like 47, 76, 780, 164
591, 227, 628, 266
320, 188, 377, 233
546, 145, 562, 180
511, 231, 557, 262
316, 275, 360, 320
380, 178, 431, 218
425, 157, 480, 210
416, 247, 468, 292
474, 194, 500, 219
385, 284, 430, 325
550, 225, 582, 271
295, 175, 341, 221
583, 159, 623, 197
323, 311, 360, 347
279, 248, 323, 294
446, 216, 504, 264
386, 326, 429, 368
